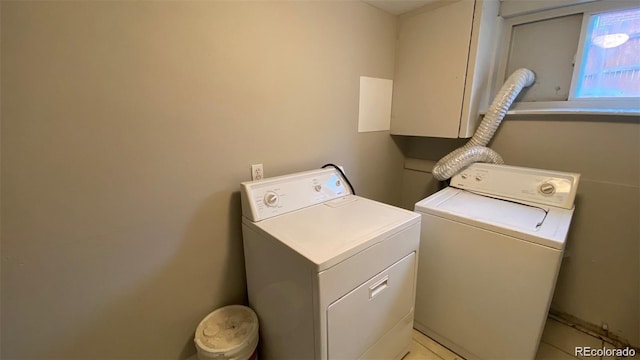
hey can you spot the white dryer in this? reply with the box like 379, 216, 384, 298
241, 168, 421, 360
414, 163, 580, 360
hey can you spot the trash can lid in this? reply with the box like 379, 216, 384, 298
195, 305, 258, 354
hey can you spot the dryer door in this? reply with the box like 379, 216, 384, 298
327, 252, 416, 359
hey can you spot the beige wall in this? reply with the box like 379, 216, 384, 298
0, 2, 401, 358
401, 116, 640, 346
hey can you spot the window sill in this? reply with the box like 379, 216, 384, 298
506, 107, 640, 116
481, 100, 640, 117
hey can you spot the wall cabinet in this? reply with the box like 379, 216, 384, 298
390, 0, 499, 138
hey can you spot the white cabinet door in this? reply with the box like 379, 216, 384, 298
391, 0, 499, 138
326, 252, 416, 359
391, 1, 475, 138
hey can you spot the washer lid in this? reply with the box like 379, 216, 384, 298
435, 191, 548, 231
244, 195, 420, 270
415, 188, 574, 250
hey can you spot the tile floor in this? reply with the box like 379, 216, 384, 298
406, 329, 463, 360
405, 317, 638, 360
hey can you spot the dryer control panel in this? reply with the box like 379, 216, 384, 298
241, 168, 350, 222
450, 163, 580, 209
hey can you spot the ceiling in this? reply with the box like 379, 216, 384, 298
362, 0, 438, 15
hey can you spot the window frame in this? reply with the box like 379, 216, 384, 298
494, 0, 640, 116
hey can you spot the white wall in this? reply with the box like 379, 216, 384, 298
0, 2, 401, 358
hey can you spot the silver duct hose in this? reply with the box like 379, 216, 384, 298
432, 68, 535, 181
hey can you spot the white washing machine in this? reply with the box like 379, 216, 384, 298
414, 163, 580, 360
240, 168, 421, 360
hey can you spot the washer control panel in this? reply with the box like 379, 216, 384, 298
450, 163, 580, 209
241, 168, 350, 222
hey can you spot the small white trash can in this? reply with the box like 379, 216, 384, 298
194, 305, 259, 360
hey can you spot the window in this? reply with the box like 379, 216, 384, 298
573, 7, 640, 98
496, 1, 640, 115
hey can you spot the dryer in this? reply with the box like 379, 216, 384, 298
241, 168, 421, 359
414, 163, 580, 360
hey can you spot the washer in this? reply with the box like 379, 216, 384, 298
414, 163, 580, 360
241, 168, 421, 360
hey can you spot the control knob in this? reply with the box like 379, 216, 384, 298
264, 191, 279, 207
539, 182, 556, 195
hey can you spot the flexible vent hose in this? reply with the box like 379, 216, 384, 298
431, 68, 535, 181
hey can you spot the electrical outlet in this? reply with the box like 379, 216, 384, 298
251, 164, 263, 181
